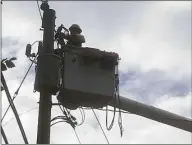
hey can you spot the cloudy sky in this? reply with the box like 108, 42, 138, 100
1, 1, 192, 144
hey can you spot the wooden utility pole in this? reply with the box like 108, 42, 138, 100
36, 3, 56, 144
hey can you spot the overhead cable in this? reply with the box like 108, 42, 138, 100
92, 108, 110, 144
36, 0, 43, 20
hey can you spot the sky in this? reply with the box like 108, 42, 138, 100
1, 1, 192, 144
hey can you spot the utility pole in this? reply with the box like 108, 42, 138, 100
36, 2, 56, 144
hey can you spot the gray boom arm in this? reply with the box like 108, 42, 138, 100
109, 96, 192, 133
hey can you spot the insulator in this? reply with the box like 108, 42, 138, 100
25, 44, 32, 57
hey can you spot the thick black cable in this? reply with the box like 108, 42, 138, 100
58, 105, 85, 126
51, 116, 67, 122
1, 56, 38, 122
1, 126, 9, 144
105, 64, 119, 130
92, 108, 110, 144
50, 120, 67, 127
106, 92, 117, 130
115, 59, 123, 136
1, 72, 29, 144
105, 58, 124, 136
117, 77, 123, 136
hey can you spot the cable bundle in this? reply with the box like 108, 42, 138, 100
105, 58, 124, 137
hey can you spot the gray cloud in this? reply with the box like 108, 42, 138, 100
2, 36, 19, 48
2, 1, 191, 144
2, 36, 20, 58
120, 69, 191, 104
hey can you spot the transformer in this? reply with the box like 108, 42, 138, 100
34, 54, 61, 94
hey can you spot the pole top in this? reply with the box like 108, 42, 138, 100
40, 1, 49, 11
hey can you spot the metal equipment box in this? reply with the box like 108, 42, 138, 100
57, 46, 119, 109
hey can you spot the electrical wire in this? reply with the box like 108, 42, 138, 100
50, 120, 67, 127
106, 93, 117, 131
1, 72, 29, 144
82, 107, 130, 114
92, 108, 110, 144
58, 105, 82, 144
36, 0, 58, 33
51, 116, 67, 122
105, 65, 119, 131
115, 59, 124, 136
36, 0, 43, 20
3, 107, 65, 128
70, 107, 85, 126
73, 128, 81, 144
2, 107, 39, 127
105, 59, 124, 136
1, 55, 38, 122
77, 107, 85, 126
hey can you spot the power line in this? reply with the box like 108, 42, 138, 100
3, 107, 62, 128
73, 128, 81, 144
1, 56, 37, 122
50, 120, 66, 127
82, 107, 131, 114
91, 108, 110, 144
36, 0, 43, 20
2, 107, 39, 127
58, 106, 82, 144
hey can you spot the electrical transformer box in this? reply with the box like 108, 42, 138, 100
57, 46, 119, 109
